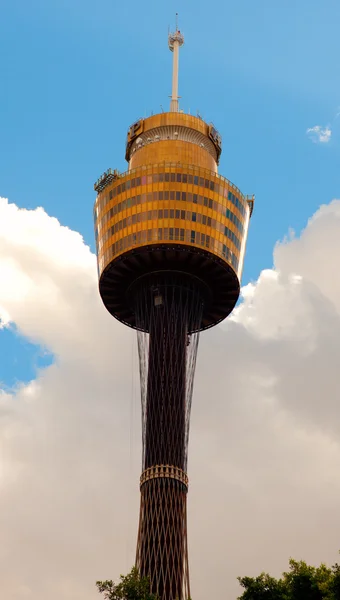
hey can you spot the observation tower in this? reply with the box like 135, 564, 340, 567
94, 18, 254, 600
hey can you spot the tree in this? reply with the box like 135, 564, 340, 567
96, 566, 158, 600
238, 558, 340, 600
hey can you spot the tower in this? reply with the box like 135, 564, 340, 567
94, 19, 254, 600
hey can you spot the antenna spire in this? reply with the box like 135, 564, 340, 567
168, 15, 184, 112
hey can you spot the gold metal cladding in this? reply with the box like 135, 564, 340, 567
129, 139, 217, 172
94, 163, 253, 281
125, 112, 222, 164
140, 465, 189, 489
129, 125, 218, 163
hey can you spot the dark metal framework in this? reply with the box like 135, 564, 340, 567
134, 273, 203, 600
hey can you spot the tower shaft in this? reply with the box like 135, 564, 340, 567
134, 275, 203, 599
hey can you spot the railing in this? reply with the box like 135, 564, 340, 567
94, 168, 120, 193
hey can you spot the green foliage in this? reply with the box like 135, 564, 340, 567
96, 566, 158, 600
238, 558, 340, 600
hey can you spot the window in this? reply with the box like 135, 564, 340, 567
176, 173, 182, 182
192, 212, 197, 222
182, 192, 186, 201
202, 215, 207, 225
159, 173, 164, 182
193, 194, 197, 204
182, 174, 187, 183
170, 209, 174, 218
158, 210, 163, 218
181, 210, 185, 219
164, 210, 169, 218
191, 230, 196, 243
170, 191, 175, 200
194, 176, 199, 185
169, 228, 174, 240
176, 191, 181, 201
165, 173, 170, 182
159, 192, 163, 200
164, 191, 169, 200
176, 210, 180, 219
170, 173, 176, 182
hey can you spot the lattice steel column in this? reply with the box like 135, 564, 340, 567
134, 275, 203, 600
136, 468, 189, 600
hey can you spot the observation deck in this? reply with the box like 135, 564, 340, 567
94, 111, 254, 332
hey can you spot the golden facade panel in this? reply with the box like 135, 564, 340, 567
129, 140, 216, 172
94, 163, 251, 281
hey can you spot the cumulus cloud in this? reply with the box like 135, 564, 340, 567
306, 125, 331, 143
1, 196, 340, 599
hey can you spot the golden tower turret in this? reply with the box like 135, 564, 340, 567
94, 17, 254, 600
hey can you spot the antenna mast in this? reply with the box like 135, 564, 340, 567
168, 14, 184, 112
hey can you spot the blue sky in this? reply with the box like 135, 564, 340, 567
1, 0, 340, 384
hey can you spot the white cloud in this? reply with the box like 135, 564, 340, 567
1, 196, 340, 598
306, 125, 332, 143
